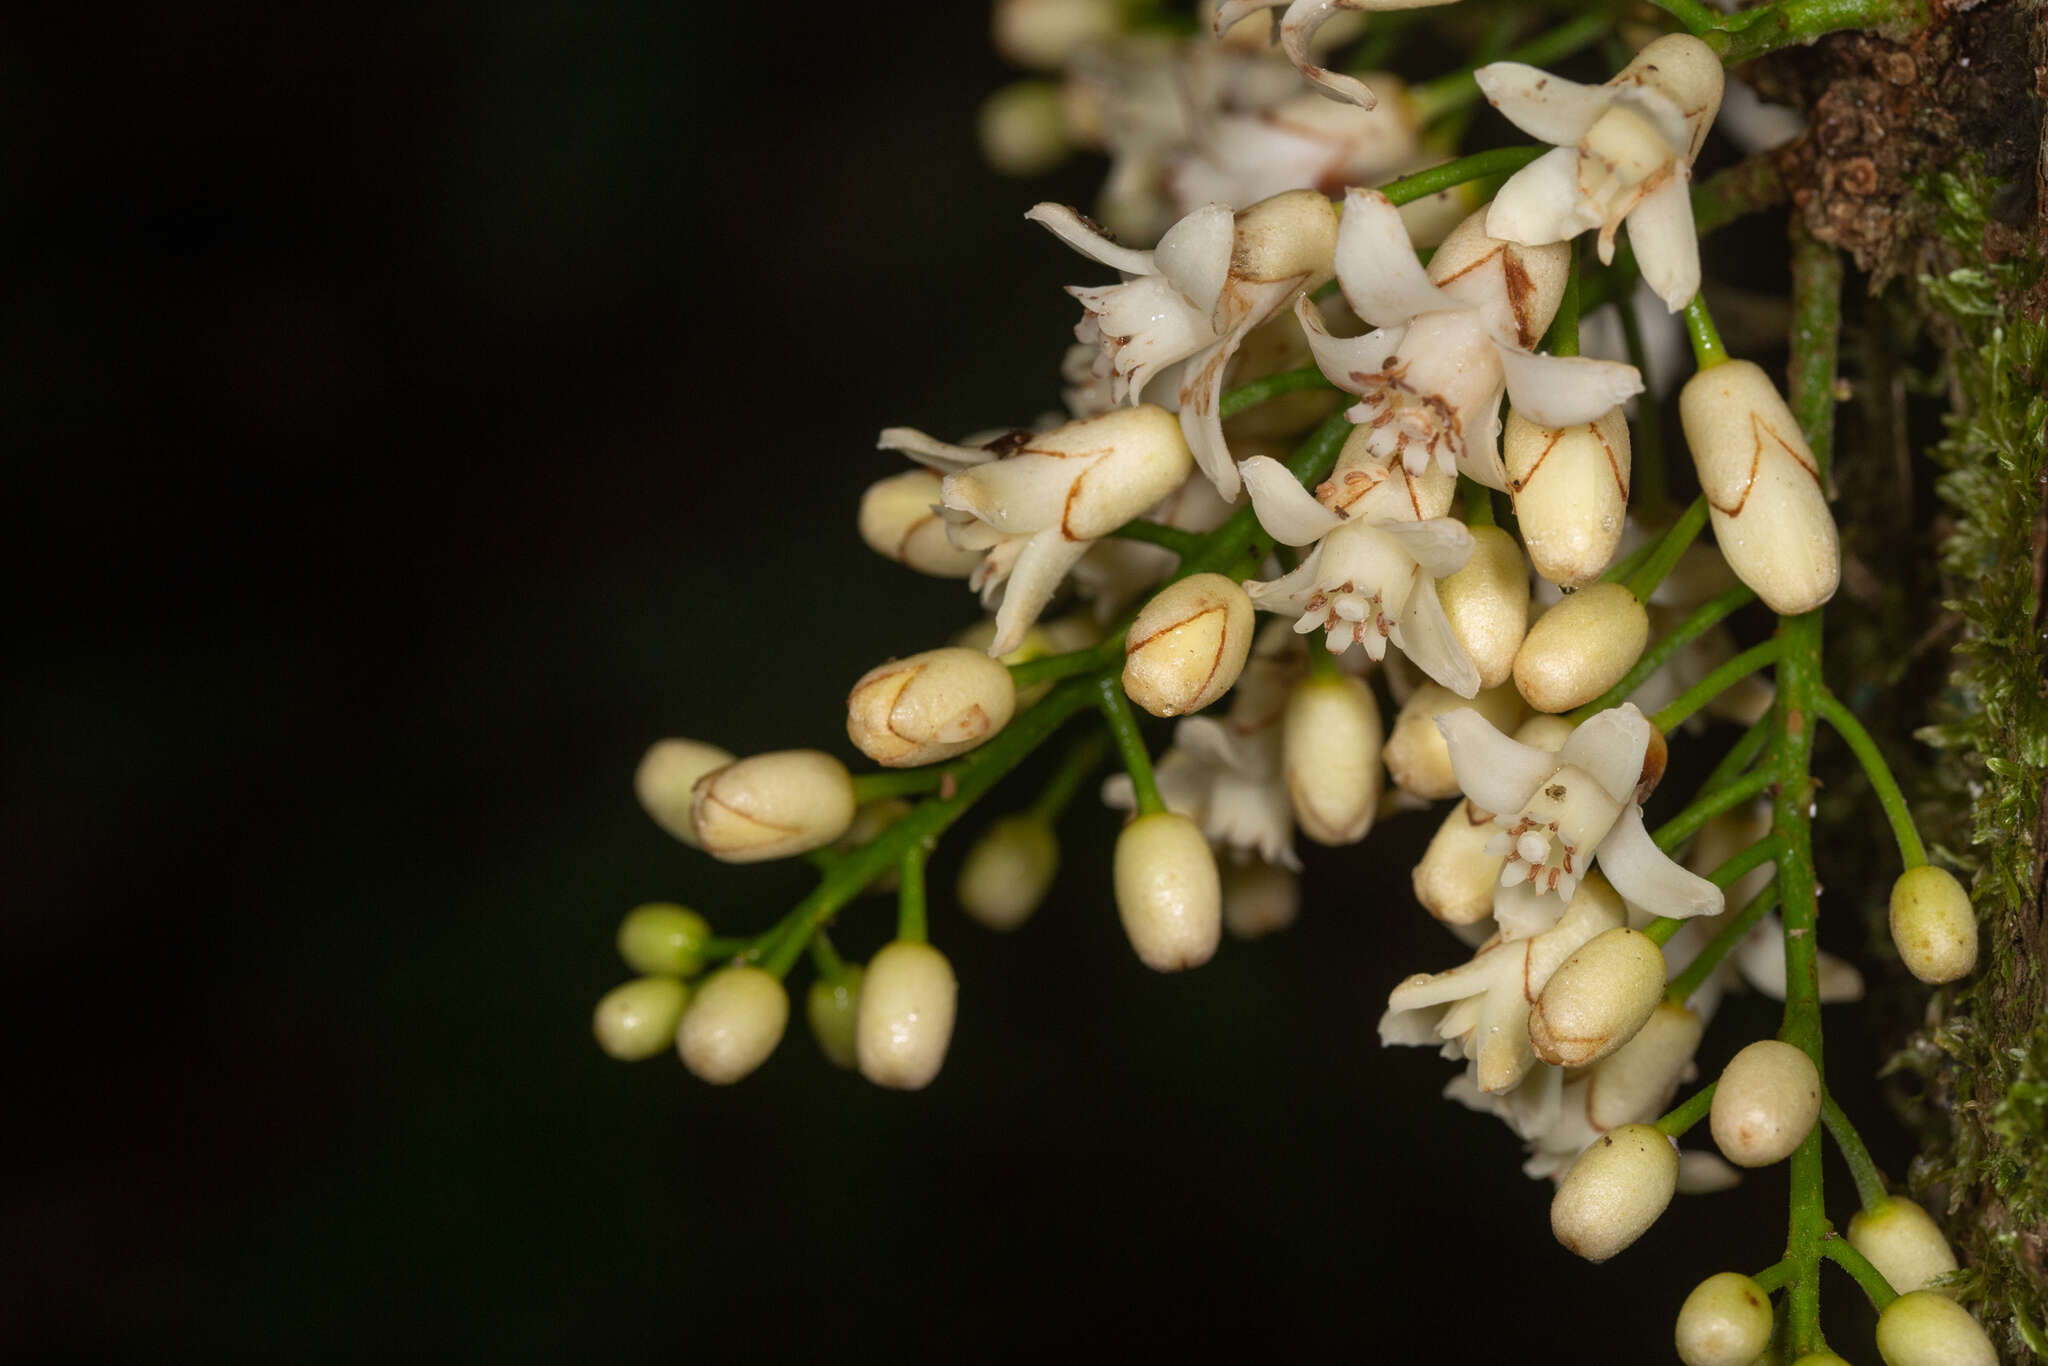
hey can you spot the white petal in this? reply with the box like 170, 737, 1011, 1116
989, 530, 1091, 656
1471, 971, 1537, 1092
1242, 455, 1346, 545
1394, 572, 1481, 698
1676, 1150, 1743, 1195
1294, 295, 1403, 397
1178, 333, 1251, 499
1279, 0, 1377, 108
1379, 1001, 1448, 1048
1485, 146, 1600, 247
1459, 389, 1509, 492
1625, 175, 1702, 314
1434, 709, 1555, 814
1596, 804, 1725, 919
1498, 347, 1644, 428
1557, 703, 1651, 804
1211, 0, 1280, 35
1244, 544, 1326, 615
1493, 880, 1561, 940
1473, 62, 1614, 145
1024, 203, 1156, 276
1333, 188, 1455, 329
1173, 715, 1262, 777
1153, 203, 1237, 319
1374, 516, 1475, 579
1100, 773, 1137, 813
877, 426, 996, 473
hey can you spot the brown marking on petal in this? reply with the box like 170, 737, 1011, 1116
1512, 428, 1566, 496
1125, 604, 1225, 656
1637, 727, 1668, 802
1594, 422, 1629, 501
1431, 243, 1504, 289
1464, 799, 1494, 825
1402, 466, 1422, 519
982, 430, 1033, 458
1502, 249, 1540, 348
697, 789, 803, 839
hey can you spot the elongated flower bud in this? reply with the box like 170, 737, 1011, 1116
1551, 1123, 1678, 1262
1283, 672, 1383, 846
1529, 926, 1665, 1067
1680, 360, 1840, 615
1384, 681, 1525, 800
1875, 1291, 1998, 1366
1413, 799, 1503, 925
1586, 1002, 1704, 1131
1848, 1197, 1958, 1296
634, 739, 734, 847
1428, 206, 1571, 349
1675, 1272, 1774, 1366
1435, 525, 1529, 690
1506, 407, 1631, 587
1888, 865, 1977, 984
691, 750, 857, 863
677, 965, 789, 1084
806, 966, 864, 1071
847, 647, 1017, 768
1113, 811, 1222, 971
616, 902, 712, 978
1222, 861, 1300, 940
856, 941, 959, 1091
859, 469, 983, 578
1710, 1039, 1820, 1167
1232, 188, 1341, 287
593, 977, 689, 1062
1123, 573, 1256, 718
1514, 582, 1649, 713
957, 815, 1059, 932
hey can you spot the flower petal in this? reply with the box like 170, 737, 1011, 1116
1373, 517, 1475, 579
1625, 175, 1702, 314
1735, 915, 1866, 1003
1676, 1150, 1743, 1194
1558, 703, 1652, 805
1333, 187, 1456, 329
1595, 803, 1725, 920
1498, 347, 1644, 428
1458, 389, 1509, 491
1279, 0, 1377, 108
877, 426, 997, 473
1153, 202, 1237, 319
989, 530, 1091, 656
1242, 454, 1346, 545
1493, 879, 1561, 941
1024, 202, 1157, 276
1473, 62, 1613, 145
1485, 145, 1600, 247
1435, 708, 1556, 815
1294, 296, 1402, 398
1177, 331, 1254, 499
1471, 966, 1537, 1092
1244, 542, 1326, 615
1394, 572, 1482, 697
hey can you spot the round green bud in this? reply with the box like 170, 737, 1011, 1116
1875, 1290, 1997, 1366
677, 965, 789, 1085
1675, 1272, 1774, 1366
1888, 865, 1977, 985
1848, 1196, 1958, 1296
616, 902, 712, 978
957, 815, 1059, 932
805, 965, 865, 1071
592, 977, 689, 1062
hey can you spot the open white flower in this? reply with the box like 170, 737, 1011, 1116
1298, 190, 1642, 490
1028, 188, 1338, 499
1167, 81, 1420, 213
1438, 702, 1723, 932
1476, 34, 1725, 311
1210, 0, 1460, 108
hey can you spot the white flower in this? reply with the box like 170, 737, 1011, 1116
1166, 82, 1420, 214
1028, 188, 1338, 499
1296, 190, 1642, 490
878, 405, 1194, 655
1437, 702, 1723, 934
1067, 471, 1237, 619
1209, 0, 1460, 109
1475, 34, 1725, 311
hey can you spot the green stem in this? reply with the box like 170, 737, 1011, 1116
1789, 229, 1844, 485
1650, 639, 1783, 733
1010, 647, 1114, 690
1751, 1259, 1795, 1294
1821, 1091, 1892, 1213
1570, 581, 1758, 722
1095, 675, 1164, 816
1643, 835, 1785, 945
1821, 1236, 1902, 1310
1816, 691, 1929, 869
896, 842, 930, 944
1378, 146, 1548, 208
1623, 495, 1710, 600
1652, 766, 1778, 853
1029, 729, 1112, 824
1218, 365, 1338, 420
700, 935, 753, 963
851, 767, 958, 804
1683, 293, 1729, 370
1657, 1081, 1718, 1137
1701, 711, 1777, 795
1666, 880, 1781, 1004
1645, 0, 1723, 34
1542, 241, 1581, 358
1615, 290, 1670, 517
1409, 11, 1614, 123
1601, 537, 1660, 588
809, 929, 850, 987
1460, 476, 1495, 528
1107, 518, 1204, 559
1706, 0, 1930, 65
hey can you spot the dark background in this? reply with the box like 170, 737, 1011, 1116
7, 3, 1904, 1358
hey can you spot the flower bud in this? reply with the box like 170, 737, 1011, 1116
1413, 799, 1503, 924
1435, 525, 1530, 690
806, 966, 864, 1070
856, 941, 959, 1091
1506, 407, 1631, 588
1231, 188, 1340, 287
1383, 681, 1525, 799
957, 814, 1060, 932
1282, 672, 1383, 846
1113, 811, 1222, 971
691, 750, 857, 863
1529, 926, 1666, 1067
1680, 360, 1840, 615
1848, 1196, 1958, 1296
616, 902, 713, 978
1514, 581, 1650, 713
858, 469, 983, 578
978, 80, 1068, 176
1222, 860, 1300, 940
1122, 573, 1256, 718
847, 647, 1018, 768
1675, 1272, 1774, 1366
1429, 207, 1571, 350
1875, 1290, 1998, 1366
1587, 1002, 1705, 1130
677, 965, 789, 1084
634, 739, 735, 847
1710, 1039, 1821, 1168
993, 0, 1121, 70
592, 977, 689, 1061
1888, 865, 1977, 985
1551, 1123, 1678, 1263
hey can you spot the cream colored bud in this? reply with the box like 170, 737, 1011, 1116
1222, 861, 1300, 940
1675, 1272, 1775, 1366
847, 647, 1017, 768
941, 404, 1193, 542
1587, 1002, 1705, 1130
1710, 1039, 1821, 1168
859, 469, 983, 578
1318, 422, 1457, 521
806, 966, 864, 1070
1875, 1290, 1998, 1366
978, 80, 1068, 176
1529, 926, 1666, 1067
1122, 573, 1255, 718
1413, 799, 1503, 924
593, 977, 690, 1062
1617, 33, 1726, 161
856, 941, 959, 1091
1429, 207, 1571, 349
1551, 1123, 1679, 1262
1384, 681, 1526, 798
993, 0, 1121, 70
1283, 672, 1384, 846
1506, 407, 1631, 588
1435, 525, 1530, 690
616, 902, 713, 978
1888, 865, 1977, 984
1232, 189, 1340, 285
690, 750, 857, 863
677, 965, 789, 1084
1849, 1197, 1959, 1296
1680, 360, 1840, 615
1514, 582, 1650, 713
1113, 811, 1222, 971
634, 739, 734, 847
957, 815, 1060, 932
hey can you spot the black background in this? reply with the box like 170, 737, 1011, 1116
7, 4, 1902, 1358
